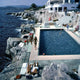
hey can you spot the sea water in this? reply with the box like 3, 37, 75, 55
0, 6, 27, 71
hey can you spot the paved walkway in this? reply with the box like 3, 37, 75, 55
13, 25, 80, 80
30, 27, 80, 61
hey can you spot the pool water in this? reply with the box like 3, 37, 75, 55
39, 29, 80, 55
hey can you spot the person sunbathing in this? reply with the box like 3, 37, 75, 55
27, 62, 39, 75
27, 63, 31, 74
74, 25, 79, 32
30, 62, 39, 75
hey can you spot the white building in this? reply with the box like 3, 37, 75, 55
45, 0, 80, 13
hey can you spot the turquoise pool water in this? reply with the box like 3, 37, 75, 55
39, 29, 80, 55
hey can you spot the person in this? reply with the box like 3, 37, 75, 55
34, 36, 38, 50
24, 40, 27, 45
30, 34, 33, 45
27, 62, 39, 75
66, 24, 69, 30
49, 17, 51, 21
43, 53, 45, 55
27, 39, 29, 45
74, 25, 79, 32
27, 63, 31, 73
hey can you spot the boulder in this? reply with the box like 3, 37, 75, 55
5, 37, 22, 56
22, 13, 28, 19
10, 46, 21, 58
42, 63, 73, 80
6, 12, 12, 15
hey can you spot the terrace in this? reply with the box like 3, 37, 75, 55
30, 27, 80, 61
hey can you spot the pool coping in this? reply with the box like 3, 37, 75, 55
30, 28, 80, 61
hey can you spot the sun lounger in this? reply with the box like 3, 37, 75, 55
18, 42, 24, 47
20, 63, 28, 75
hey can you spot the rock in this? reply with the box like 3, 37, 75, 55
20, 12, 24, 17
10, 46, 21, 58
10, 75, 16, 80
11, 13, 16, 16
11, 12, 21, 17
42, 63, 73, 80
22, 13, 28, 19
21, 29, 30, 34
20, 24, 34, 34
6, 13, 12, 15
5, 37, 22, 56
5, 37, 29, 60
0, 45, 30, 80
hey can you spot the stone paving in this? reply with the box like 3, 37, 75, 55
13, 24, 80, 80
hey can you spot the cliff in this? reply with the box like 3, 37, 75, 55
0, 37, 30, 80
5, 37, 22, 58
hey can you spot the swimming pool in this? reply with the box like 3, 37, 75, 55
39, 29, 80, 55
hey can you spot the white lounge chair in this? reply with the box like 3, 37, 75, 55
20, 63, 28, 75
18, 42, 24, 47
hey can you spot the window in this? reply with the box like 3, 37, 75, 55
65, 0, 68, 3
40, 12, 42, 14
75, 0, 79, 3
58, 7, 62, 12
50, 7, 53, 10
55, 7, 57, 11
50, 1, 54, 5
64, 7, 67, 11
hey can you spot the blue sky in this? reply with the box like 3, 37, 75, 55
0, 0, 48, 6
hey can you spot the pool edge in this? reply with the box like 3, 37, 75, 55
30, 28, 80, 61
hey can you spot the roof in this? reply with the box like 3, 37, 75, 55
47, 0, 63, 3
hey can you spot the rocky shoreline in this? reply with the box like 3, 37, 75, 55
0, 10, 36, 80
0, 8, 80, 80
6, 10, 37, 22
